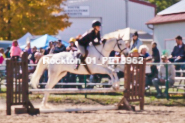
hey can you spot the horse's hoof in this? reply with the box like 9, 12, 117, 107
112, 82, 120, 91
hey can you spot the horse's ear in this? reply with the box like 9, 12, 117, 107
118, 34, 121, 40
121, 35, 124, 39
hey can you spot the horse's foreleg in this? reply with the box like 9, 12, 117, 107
41, 72, 67, 108
108, 73, 114, 84
113, 72, 119, 83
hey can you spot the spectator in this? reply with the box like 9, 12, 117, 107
29, 52, 43, 73
51, 40, 66, 54
124, 41, 130, 57
24, 41, 32, 55
10, 40, 22, 61
30, 46, 37, 63
145, 65, 158, 90
39, 48, 45, 55
130, 48, 140, 57
152, 42, 160, 63
66, 37, 77, 52
130, 31, 142, 50
0, 49, 4, 64
65, 37, 78, 87
152, 55, 175, 98
168, 35, 185, 76
109, 51, 115, 57
114, 52, 124, 78
0, 48, 6, 59
145, 42, 160, 90
45, 42, 53, 55
139, 45, 152, 61
5, 47, 10, 58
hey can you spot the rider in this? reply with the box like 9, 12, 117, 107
75, 20, 104, 70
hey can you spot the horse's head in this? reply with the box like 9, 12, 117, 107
104, 34, 128, 56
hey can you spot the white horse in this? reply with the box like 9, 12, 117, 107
30, 37, 127, 108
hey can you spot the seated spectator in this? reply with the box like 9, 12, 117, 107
51, 40, 66, 54
5, 47, 10, 58
66, 37, 77, 52
145, 65, 158, 90
152, 42, 160, 63
168, 35, 185, 76
152, 55, 175, 98
10, 40, 22, 61
139, 45, 152, 61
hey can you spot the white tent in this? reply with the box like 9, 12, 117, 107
18, 32, 32, 46
103, 27, 153, 42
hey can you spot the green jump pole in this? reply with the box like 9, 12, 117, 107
84, 75, 87, 98
165, 64, 169, 100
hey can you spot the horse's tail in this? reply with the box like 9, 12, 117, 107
30, 55, 51, 89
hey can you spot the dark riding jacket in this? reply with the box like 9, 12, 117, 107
77, 28, 101, 47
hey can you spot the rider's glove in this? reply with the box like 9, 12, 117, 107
102, 39, 106, 44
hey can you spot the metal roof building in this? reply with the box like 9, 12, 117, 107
146, 0, 185, 53
58, 0, 155, 41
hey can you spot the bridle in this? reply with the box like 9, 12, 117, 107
114, 39, 127, 54
94, 38, 127, 59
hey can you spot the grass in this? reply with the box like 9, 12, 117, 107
0, 90, 184, 106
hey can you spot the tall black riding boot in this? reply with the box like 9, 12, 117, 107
74, 54, 83, 70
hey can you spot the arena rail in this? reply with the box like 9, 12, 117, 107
29, 88, 125, 94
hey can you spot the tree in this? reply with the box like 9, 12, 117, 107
145, 0, 180, 13
0, 0, 71, 40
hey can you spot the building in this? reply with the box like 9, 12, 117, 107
146, 0, 185, 53
58, 0, 155, 41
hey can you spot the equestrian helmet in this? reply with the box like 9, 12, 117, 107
92, 20, 101, 27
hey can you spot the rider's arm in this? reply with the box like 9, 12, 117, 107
92, 31, 101, 45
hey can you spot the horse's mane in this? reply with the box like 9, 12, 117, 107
103, 29, 124, 40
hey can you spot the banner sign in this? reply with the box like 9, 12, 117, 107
64, 6, 90, 16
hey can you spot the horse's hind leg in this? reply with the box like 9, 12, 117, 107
41, 72, 67, 108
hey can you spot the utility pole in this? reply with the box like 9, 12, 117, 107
125, 0, 129, 27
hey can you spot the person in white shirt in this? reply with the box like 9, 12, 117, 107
152, 55, 175, 98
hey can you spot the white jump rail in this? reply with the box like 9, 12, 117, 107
29, 88, 124, 94
40, 105, 118, 113
0, 82, 123, 86
38, 83, 122, 86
